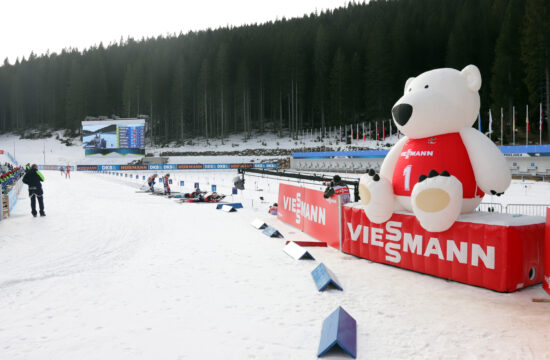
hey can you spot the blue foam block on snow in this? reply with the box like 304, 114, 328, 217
216, 203, 243, 210
318, 306, 357, 358
311, 263, 343, 291
262, 226, 283, 238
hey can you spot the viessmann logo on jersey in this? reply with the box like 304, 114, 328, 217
282, 192, 327, 226
400, 149, 434, 159
347, 221, 495, 269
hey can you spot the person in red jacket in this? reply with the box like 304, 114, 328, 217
65, 165, 71, 179
268, 203, 278, 215
163, 174, 171, 195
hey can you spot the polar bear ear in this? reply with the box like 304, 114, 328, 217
461, 65, 482, 92
404, 77, 415, 94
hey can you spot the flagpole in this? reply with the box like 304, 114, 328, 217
512, 106, 516, 145
526, 104, 529, 145
369, 122, 371, 141
487, 109, 493, 140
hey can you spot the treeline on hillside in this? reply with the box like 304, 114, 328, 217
0, 0, 548, 145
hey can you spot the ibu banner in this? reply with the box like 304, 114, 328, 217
545, 208, 550, 295
277, 183, 339, 248
343, 205, 545, 292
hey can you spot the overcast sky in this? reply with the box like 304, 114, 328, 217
0, 0, 352, 64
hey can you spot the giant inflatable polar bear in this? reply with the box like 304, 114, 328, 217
359, 65, 511, 232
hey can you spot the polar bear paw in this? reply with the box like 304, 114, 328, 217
359, 169, 394, 224
411, 170, 463, 232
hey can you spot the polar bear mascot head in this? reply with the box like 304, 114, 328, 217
391, 65, 481, 139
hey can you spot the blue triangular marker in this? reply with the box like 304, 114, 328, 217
311, 263, 343, 291
318, 306, 357, 358
263, 226, 283, 238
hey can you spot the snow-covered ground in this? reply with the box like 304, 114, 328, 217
1, 134, 550, 359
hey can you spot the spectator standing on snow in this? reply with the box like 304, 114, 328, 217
163, 174, 171, 195
65, 165, 71, 179
268, 203, 278, 215
323, 175, 351, 204
22, 164, 46, 217
60, 166, 65, 176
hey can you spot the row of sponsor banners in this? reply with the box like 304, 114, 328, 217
277, 183, 550, 294
36, 163, 278, 171
292, 144, 550, 159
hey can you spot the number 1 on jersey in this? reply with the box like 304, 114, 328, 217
403, 165, 412, 191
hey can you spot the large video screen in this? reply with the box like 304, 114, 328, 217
82, 119, 145, 156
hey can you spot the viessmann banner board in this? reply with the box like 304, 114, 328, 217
82, 119, 145, 156
342, 204, 546, 292
545, 208, 550, 296
277, 183, 339, 248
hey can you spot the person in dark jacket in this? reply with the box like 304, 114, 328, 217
22, 164, 45, 217
323, 175, 351, 203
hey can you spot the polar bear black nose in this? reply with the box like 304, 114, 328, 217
392, 103, 413, 126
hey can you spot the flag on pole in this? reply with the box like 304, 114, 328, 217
526, 104, 529, 145
350, 124, 353, 141
376, 121, 379, 141
389, 119, 392, 138
382, 121, 385, 141
363, 122, 366, 141
369, 122, 371, 140
356, 123, 359, 141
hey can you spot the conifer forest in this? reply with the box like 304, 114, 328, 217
0, 0, 548, 144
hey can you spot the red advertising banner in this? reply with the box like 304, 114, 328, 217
544, 208, 550, 295
342, 205, 545, 292
277, 183, 340, 248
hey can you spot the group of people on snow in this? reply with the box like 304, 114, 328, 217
147, 173, 171, 195
59, 165, 71, 179
19, 164, 351, 219
1, 163, 23, 192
